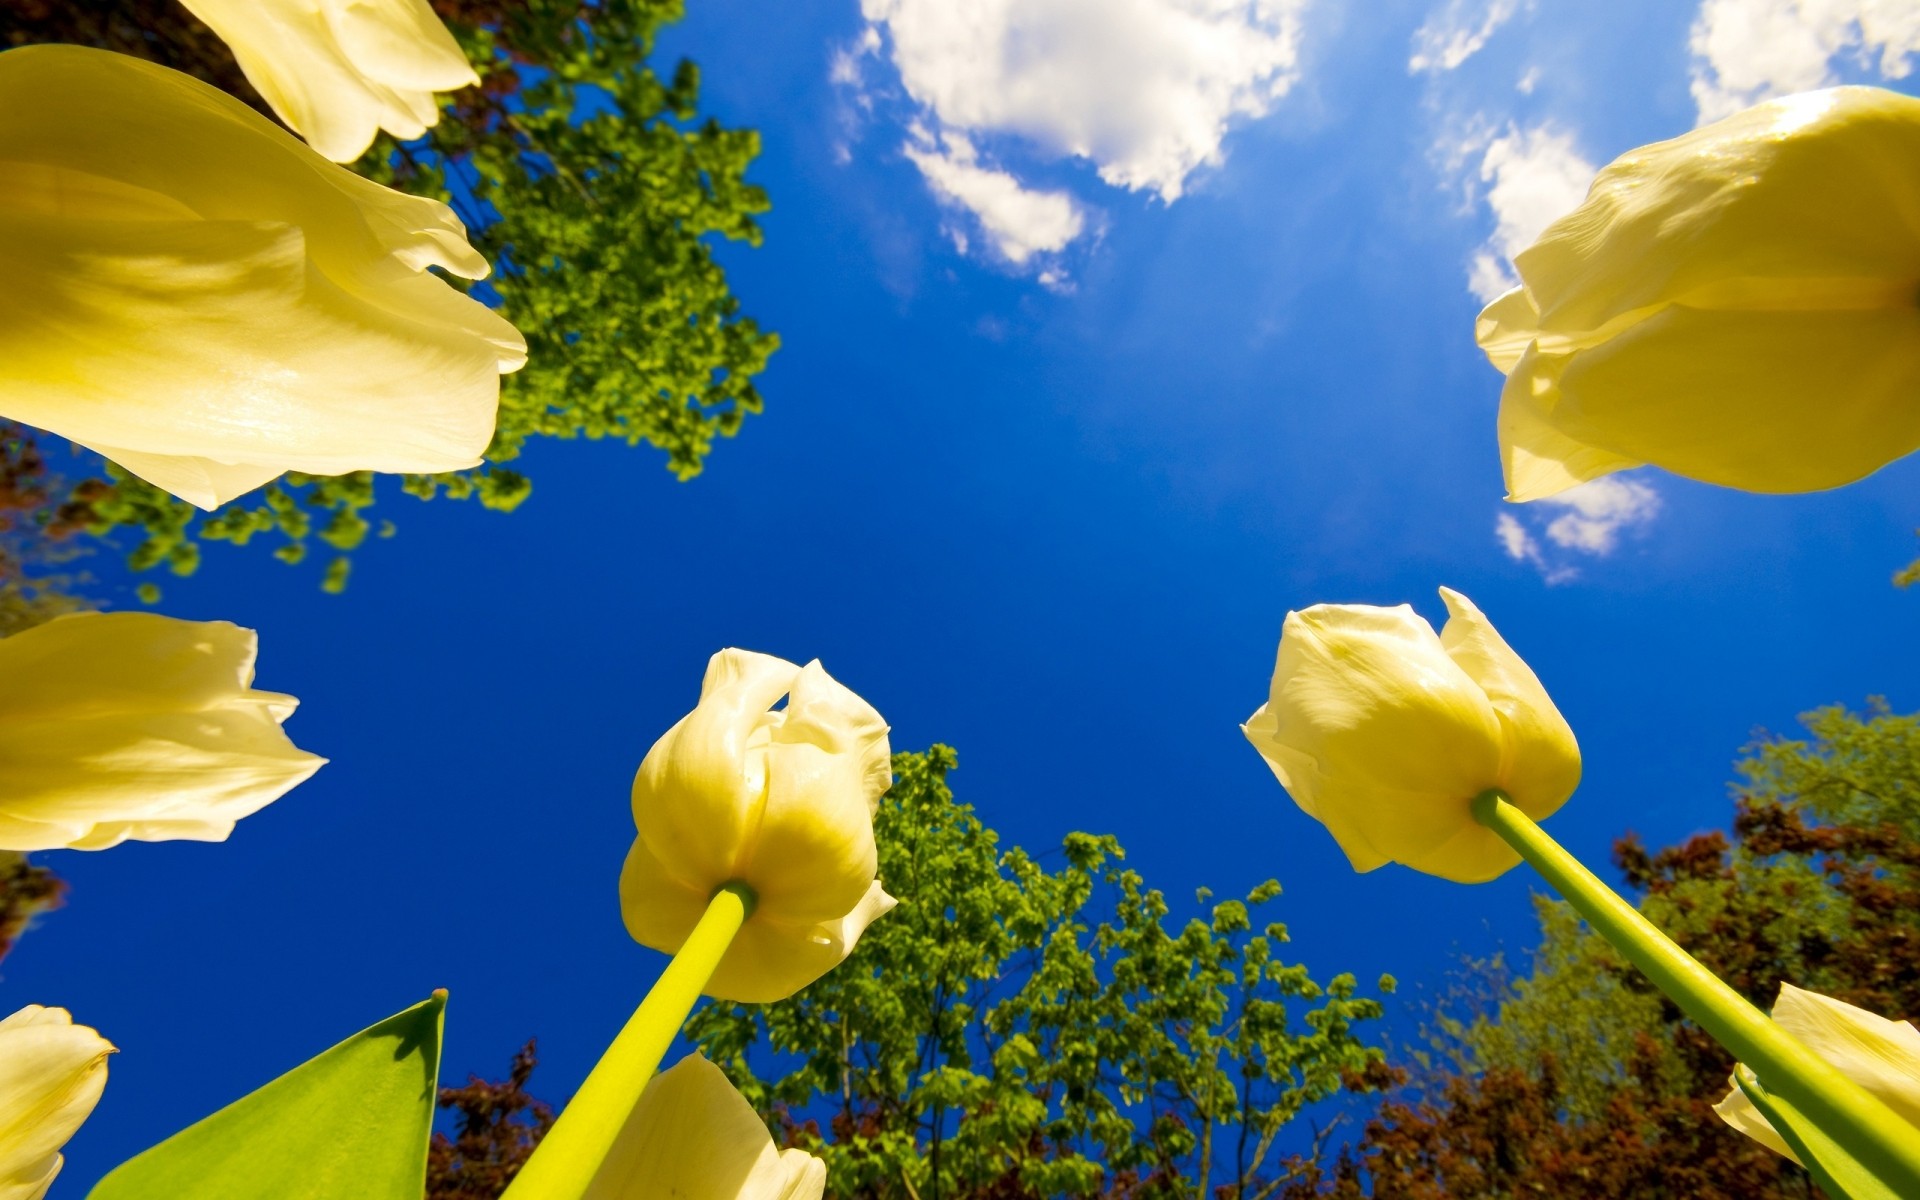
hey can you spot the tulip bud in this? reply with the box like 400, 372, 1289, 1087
1477, 86, 1920, 501
1715, 984, 1920, 1164
0, 46, 525, 511
0, 612, 324, 851
621, 650, 896, 1003
180, 0, 478, 164
582, 1054, 824, 1200
1243, 588, 1580, 883
0, 1005, 113, 1200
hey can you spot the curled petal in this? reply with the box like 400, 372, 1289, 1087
0, 1006, 112, 1200
632, 650, 798, 896
1437, 588, 1580, 822
705, 882, 898, 1005
0, 613, 323, 852
583, 1054, 825, 1200
1496, 346, 1645, 502
181, 0, 476, 163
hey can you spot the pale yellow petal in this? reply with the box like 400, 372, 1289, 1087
705, 882, 897, 1004
0, 1006, 112, 1200
182, 0, 473, 163
1548, 304, 1920, 494
1772, 985, 1920, 1129
617, 829, 716, 960
1515, 87, 1920, 337
1497, 345, 1646, 502
1437, 588, 1580, 823
0, 48, 524, 509
631, 650, 799, 895
743, 661, 887, 926
0, 613, 323, 851
1474, 285, 1542, 374
583, 1054, 819, 1200
1712, 1082, 1797, 1163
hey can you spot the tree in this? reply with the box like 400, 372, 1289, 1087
686, 746, 1396, 1200
0, 0, 776, 589
1331, 701, 1920, 1198
427, 1040, 556, 1200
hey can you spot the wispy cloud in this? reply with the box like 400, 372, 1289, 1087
902, 130, 1086, 271
843, 0, 1310, 279
1497, 477, 1662, 583
1461, 123, 1595, 302
1690, 0, 1920, 123
1410, 0, 1527, 74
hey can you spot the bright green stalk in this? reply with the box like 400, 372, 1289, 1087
501, 884, 755, 1200
1471, 790, 1920, 1195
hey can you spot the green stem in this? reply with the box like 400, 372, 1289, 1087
1471, 790, 1920, 1194
501, 884, 755, 1200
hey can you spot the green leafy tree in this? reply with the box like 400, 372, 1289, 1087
0, 0, 776, 588
686, 746, 1396, 1200
1326, 701, 1920, 1199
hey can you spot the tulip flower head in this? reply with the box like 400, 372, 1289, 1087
0, 612, 323, 851
582, 1054, 824, 1200
1243, 588, 1580, 883
0, 46, 525, 510
1477, 86, 1920, 501
1715, 984, 1920, 1164
180, 0, 478, 163
621, 650, 896, 1003
0, 1005, 112, 1200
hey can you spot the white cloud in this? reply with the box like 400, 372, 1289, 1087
902, 131, 1086, 266
1691, 0, 1920, 123
850, 0, 1308, 276
1497, 477, 1662, 581
1462, 124, 1596, 301
1410, 0, 1525, 74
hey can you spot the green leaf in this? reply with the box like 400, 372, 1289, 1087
1734, 1066, 1905, 1200
89, 992, 446, 1200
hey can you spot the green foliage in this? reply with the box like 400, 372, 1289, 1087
63, 0, 775, 585
90, 992, 447, 1200
686, 747, 1394, 1199
1739, 697, 1920, 835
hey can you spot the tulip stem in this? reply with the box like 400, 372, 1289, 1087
500, 883, 756, 1200
1471, 789, 1920, 1194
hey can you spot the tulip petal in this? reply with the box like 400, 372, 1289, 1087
0, 613, 323, 852
0, 1006, 112, 1200
1548, 304, 1920, 494
633, 650, 800, 896
744, 661, 888, 925
1475, 286, 1542, 374
181, 0, 473, 163
705, 881, 898, 1005
0, 213, 502, 509
616, 831, 714, 960
1497, 345, 1646, 502
1438, 588, 1580, 821
584, 1054, 824, 1200
1516, 88, 1920, 339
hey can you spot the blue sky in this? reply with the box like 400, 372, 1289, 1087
14, 0, 1920, 1186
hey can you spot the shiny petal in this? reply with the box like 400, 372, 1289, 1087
583, 1055, 824, 1200
1516, 88, 1920, 338
617, 829, 715, 960
181, 0, 474, 163
632, 650, 799, 895
1437, 588, 1580, 821
705, 881, 897, 1004
1497, 345, 1646, 502
0, 613, 323, 852
0, 48, 522, 509
1474, 285, 1542, 374
1547, 303, 1920, 494
0, 1006, 112, 1200
744, 661, 888, 926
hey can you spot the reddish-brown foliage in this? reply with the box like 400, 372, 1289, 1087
426, 1040, 556, 1200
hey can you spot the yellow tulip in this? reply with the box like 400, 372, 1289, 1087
0, 1006, 112, 1200
1243, 587, 1580, 883
0, 612, 323, 851
180, 0, 477, 163
0, 45, 525, 511
1715, 984, 1920, 1164
582, 1054, 824, 1200
620, 649, 896, 1003
1477, 86, 1920, 501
